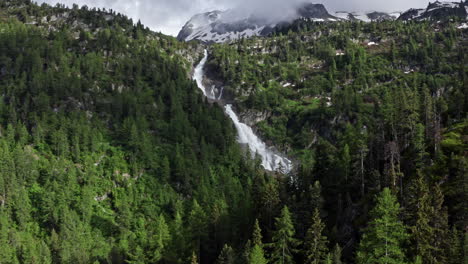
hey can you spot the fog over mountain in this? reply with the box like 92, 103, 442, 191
37, 0, 432, 36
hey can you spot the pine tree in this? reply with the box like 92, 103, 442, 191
407, 173, 433, 260
191, 251, 198, 264
356, 188, 409, 264
216, 244, 235, 264
331, 244, 342, 264
0, 214, 17, 263
304, 209, 328, 264
152, 214, 171, 262
428, 184, 449, 264
253, 219, 263, 247
408, 174, 450, 264
250, 245, 268, 264
270, 206, 298, 264
188, 200, 207, 260
447, 227, 462, 264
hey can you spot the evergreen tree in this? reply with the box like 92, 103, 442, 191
152, 214, 171, 262
250, 245, 268, 264
253, 219, 263, 247
216, 244, 235, 264
447, 227, 462, 264
356, 188, 409, 264
304, 209, 328, 264
191, 251, 198, 264
188, 200, 207, 260
270, 206, 298, 264
331, 244, 343, 264
407, 174, 450, 264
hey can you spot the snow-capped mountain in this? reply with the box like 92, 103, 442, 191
399, 1, 468, 21
178, 1, 468, 43
333, 11, 400, 22
177, 1, 403, 43
177, 10, 275, 44
177, 3, 340, 43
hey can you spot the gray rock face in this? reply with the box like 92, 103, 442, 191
399, 1, 468, 21
366, 12, 395, 21
297, 3, 335, 20
177, 2, 339, 43
177, 11, 222, 41
179, 1, 468, 43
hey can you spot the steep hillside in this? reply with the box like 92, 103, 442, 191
0, 1, 269, 263
399, 0, 468, 21
206, 18, 467, 259
179, 1, 468, 44
177, 3, 342, 43
0, 1, 466, 264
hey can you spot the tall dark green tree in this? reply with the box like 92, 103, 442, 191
270, 206, 298, 264
356, 188, 409, 264
304, 209, 328, 264
249, 218, 267, 264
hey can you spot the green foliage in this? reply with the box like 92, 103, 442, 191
357, 188, 409, 264
304, 209, 328, 264
270, 206, 299, 264
0, 1, 263, 263
216, 244, 236, 264
253, 219, 263, 247
0, 1, 466, 263
250, 244, 268, 264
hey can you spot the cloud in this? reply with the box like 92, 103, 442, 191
36, 0, 432, 36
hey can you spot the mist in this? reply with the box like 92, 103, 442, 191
36, 0, 433, 36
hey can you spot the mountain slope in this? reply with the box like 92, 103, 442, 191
179, 1, 468, 44
177, 3, 340, 43
0, 1, 266, 263
399, 0, 468, 21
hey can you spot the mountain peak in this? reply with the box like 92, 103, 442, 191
177, 2, 339, 43
178, 1, 468, 43
399, 1, 468, 21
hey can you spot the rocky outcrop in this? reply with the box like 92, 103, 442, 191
239, 109, 272, 127
177, 2, 339, 43
366, 11, 397, 21
399, 1, 468, 21
297, 3, 336, 20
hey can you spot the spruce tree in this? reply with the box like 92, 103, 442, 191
250, 245, 268, 264
408, 174, 450, 264
191, 251, 198, 264
304, 209, 328, 264
270, 206, 298, 264
447, 227, 462, 264
253, 219, 263, 247
152, 214, 171, 262
331, 244, 343, 264
249, 218, 268, 264
216, 244, 235, 264
356, 188, 409, 264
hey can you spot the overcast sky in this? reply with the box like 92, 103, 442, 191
36, 0, 433, 36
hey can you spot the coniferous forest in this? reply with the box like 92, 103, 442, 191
0, 0, 466, 263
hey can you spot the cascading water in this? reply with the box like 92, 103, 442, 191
194, 50, 215, 99
193, 50, 293, 173
218, 87, 224, 100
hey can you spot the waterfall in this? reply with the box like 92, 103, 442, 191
224, 105, 292, 173
218, 87, 224, 100
194, 50, 215, 99
193, 50, 292, 174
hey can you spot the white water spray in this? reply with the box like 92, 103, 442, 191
194, 50, 216, 99
193, 50, 293, 173
218, 87, 224, 100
